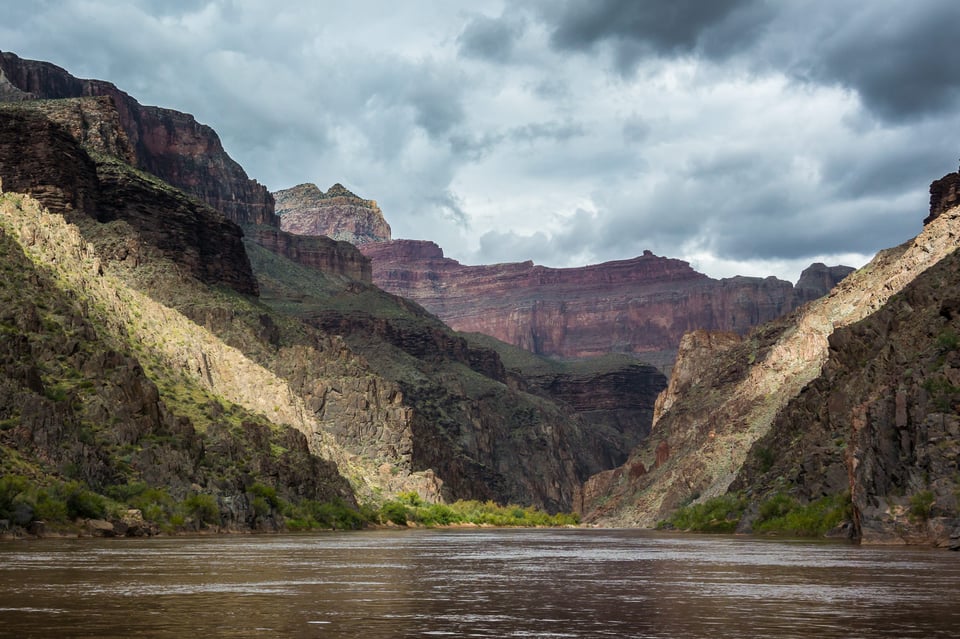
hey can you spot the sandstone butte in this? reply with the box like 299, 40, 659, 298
275, 182, 392, 246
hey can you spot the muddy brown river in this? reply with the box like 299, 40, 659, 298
1, 528, 958, 638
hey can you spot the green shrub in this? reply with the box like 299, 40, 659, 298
182, 494, 220, 529
909, 490, 935, 522
755, 447, 776, 473
396, 491, 424, 507
660, 493, 747, 533
380, 501, 409, 526
248, 483, 279, 509
0, 475, 29, 519
288, 498, 368, 530
34, 489, 68, 523
63, 482, 108, 520
131, 487, 176, 524
753, 493, 851, 537
937, 328, 959, 351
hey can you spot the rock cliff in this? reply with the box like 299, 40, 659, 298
582, 183, 960, 545
0, 191, 355, 533
927, 171, 960, 224
0, 102, 259, 297
275, 183, 391, 245
730, 244, 960, 545
0, 50, 276, 227
0, 71, 605, 514
248, 226, 372, 283
360, 241, 851, 360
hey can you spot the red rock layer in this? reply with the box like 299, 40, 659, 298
0, 50, 276, 227
360, 241, 849, 358
249, 227, 372, 283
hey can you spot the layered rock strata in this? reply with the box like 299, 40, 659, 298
0, 103, 259, 296
0, 50, 275, 227
360, 241, 851, 359
275, 183, 391, 245
248, 227, 372, 283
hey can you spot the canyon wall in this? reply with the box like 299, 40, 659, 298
0, 50, 276, 227
248, 227, 373, 284
0, 101, 259, 296
581, 188, 960, 544
360, 241, 851, 359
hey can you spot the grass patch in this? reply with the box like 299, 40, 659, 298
657, 493, 747, 533
372, 492, 579, 528
753, 492, 851, 537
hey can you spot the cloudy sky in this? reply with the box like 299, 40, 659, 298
3, 0, 958, 281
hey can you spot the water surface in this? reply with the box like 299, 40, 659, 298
1, 528, 958, 638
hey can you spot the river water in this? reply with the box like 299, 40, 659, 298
1, 528, 958, 638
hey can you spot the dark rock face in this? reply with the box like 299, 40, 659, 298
301, 309, 581, 512
0, 103, 259, 296
95, 160, 259, 296
0, 50, 276, 227
522, 361, 667, 475
0, 106, 100, 214
794, 263, 856, 304
248, 227, 373, 283
360, 242, 850, 359
928, 172, 960, 224
733, 246, 960, 545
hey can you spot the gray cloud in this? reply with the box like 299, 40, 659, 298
3, 0, 956, 284
457, 13, 527, 64
801, 2, 960, 122
536, 0, 763, 73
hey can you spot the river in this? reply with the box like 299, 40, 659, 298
1, 528, 958, 638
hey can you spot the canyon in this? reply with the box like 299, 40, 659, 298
0, 51, 665, 530
2, 49, 957, 546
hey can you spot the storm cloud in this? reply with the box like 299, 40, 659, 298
1, 0, 955, 282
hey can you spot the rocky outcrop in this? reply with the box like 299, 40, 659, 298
360, 242, 850, 360
581, 187, 960, 533
0, 103, 258, 296
731, 242, 960, 545
0, 50, 276, 227
0, 206, 354, 529
0, 104, 100, 214
275, 183, 391, 245
927, 171, 960, 224
13, 96, 137, 164
651, 330, 742, 424
794, 263, 857, 305
248, 227, 372, 283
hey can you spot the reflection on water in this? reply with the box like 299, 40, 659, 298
1, 529, 958, 638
